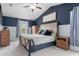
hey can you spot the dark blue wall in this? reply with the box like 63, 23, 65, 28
2, 16, 34, 38
2, 16, 18, 26
2, 3, 79, 26
0, 4, 2, 25
2, 16, 34, 27
34, 3, 79, 25
25, 20, 34, 27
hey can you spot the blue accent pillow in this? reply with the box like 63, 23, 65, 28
44, 30, 52, 35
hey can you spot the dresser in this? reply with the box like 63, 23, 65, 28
56, 36, 70, 50
0, 30, 10, 46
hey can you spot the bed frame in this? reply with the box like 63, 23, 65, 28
19, 36, 56, 56
19, 20, 58, 56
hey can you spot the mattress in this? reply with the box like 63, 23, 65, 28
20, 34, 56, 45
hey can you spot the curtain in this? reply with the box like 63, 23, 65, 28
70, 6, 79, 47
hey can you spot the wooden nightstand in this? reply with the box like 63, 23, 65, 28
56, 36, 70, 50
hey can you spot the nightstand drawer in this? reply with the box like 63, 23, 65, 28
0, 30, 10, 46
56, 39, 61, 47
56, 36, 70, 50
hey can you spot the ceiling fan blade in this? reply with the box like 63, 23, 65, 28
36, 6, 42, 9
24, 6, 29, 7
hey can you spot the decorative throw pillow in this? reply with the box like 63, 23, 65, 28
44, 30, 52, 35
38, 30, 43, 34
41, 30, 47, 35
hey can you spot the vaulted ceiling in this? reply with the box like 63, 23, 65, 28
1, 3, 62, 20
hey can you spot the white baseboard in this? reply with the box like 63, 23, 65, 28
70, 45, 79, 52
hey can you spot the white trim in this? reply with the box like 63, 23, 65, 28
0, 25, 2, 31
70, 45, 79, 52
59, 24, 70, 37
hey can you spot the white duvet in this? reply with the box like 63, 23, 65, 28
20, 34, 56, 45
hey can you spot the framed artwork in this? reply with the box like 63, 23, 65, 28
43, 12, 56, 23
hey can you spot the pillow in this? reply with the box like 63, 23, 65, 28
44, 30, 52, 35
38, 30, 43, 34
41, 30, 47, 35
51, 32, 56, 37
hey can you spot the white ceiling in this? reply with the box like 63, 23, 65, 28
1, 3, 61, 20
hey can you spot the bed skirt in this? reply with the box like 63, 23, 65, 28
31, 41, 56, 52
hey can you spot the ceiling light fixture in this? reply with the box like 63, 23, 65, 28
24, 3, 42, 12
30, 5, 36, 9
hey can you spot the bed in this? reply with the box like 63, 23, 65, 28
19, 21, 58, 56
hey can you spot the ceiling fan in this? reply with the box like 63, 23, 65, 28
24, 3, 42, 12
9, 3, 42, 12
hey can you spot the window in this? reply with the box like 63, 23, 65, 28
19, 20, 29, 34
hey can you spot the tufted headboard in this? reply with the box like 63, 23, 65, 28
40, 22, 57, 34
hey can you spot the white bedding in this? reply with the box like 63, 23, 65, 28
20, 34, 56, 45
